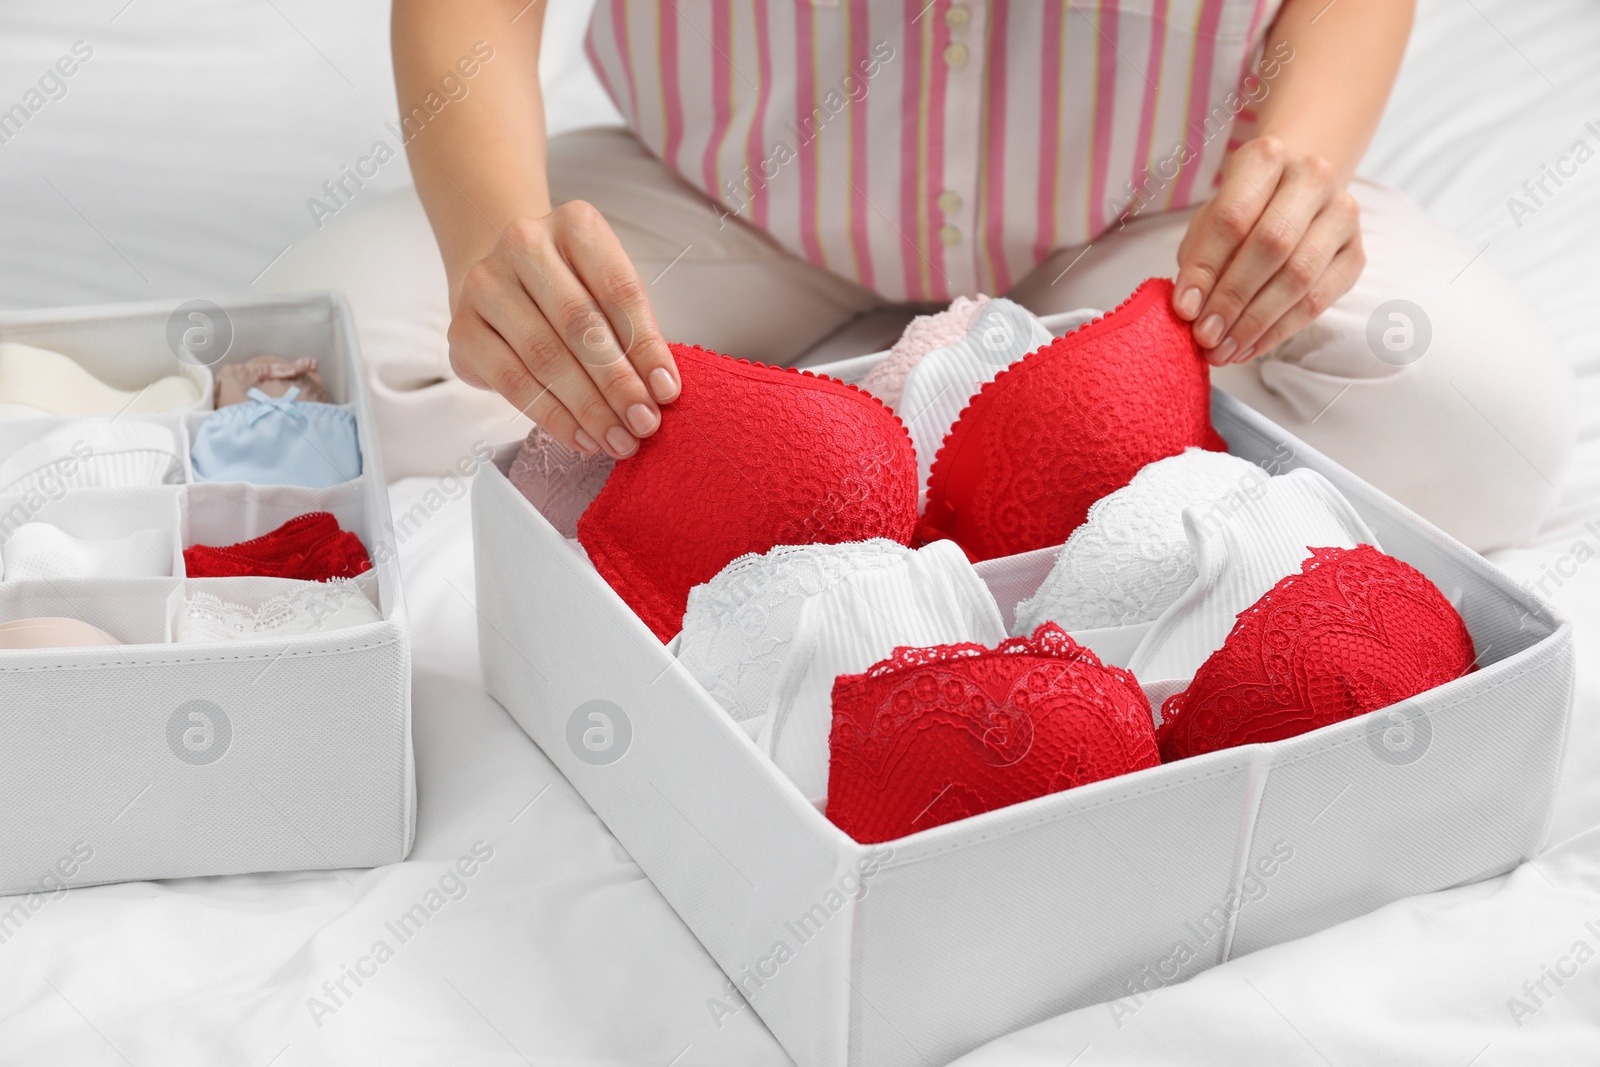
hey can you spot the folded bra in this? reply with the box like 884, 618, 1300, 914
1156, 544, 1476, 761
0, 421, 183, 496
1013, 448, 1268, 635
578, 278, 1225, 639
859, 295, 992, 411
827, 623, 1160, 843
0, 342, 208, 418
176, 580, 381, 642
183, 512, 372, 581
215, 357, 329, 408
190, 387, 362, 488
0, 616, 121, 650
1, 523, 171, 581
508, 425, 616, 538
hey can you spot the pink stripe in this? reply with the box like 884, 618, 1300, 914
897, 0, 925, 299
794, 4, 825, 268
926, 0, 951, 297
659, 5, 684, 173
745, 3, 773, 229
981, 0, 1012, 293
610, 0, 640, 128
700, 3, 734, 201
847, 1, 875, 294
1032, 3, 1064, 264
1167, 0, 1226, 207
1086, 4, 1121, 235
1127, 0, 1169, 223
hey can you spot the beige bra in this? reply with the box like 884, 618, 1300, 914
0, 342, 208, 417
0, 617, 121, 650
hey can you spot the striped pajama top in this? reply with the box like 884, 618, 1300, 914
585, 0, 1287, 303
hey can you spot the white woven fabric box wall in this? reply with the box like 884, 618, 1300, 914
471, 315, 1573, 1067
0, 293, 413, 894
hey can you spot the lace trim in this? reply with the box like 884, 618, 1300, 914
182, 580, 379, 640
856, 622, 1135, 687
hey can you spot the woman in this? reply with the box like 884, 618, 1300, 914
386, 0, 1574, 552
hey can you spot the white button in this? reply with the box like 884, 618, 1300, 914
937, 190, 962, 214
938, 224, 961, 246
945, 5, 970, 31
943, 42, 969, 68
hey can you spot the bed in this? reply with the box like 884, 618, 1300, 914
1, 1, 1598, 1063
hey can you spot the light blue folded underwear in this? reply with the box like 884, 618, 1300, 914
190, 387, 362, 488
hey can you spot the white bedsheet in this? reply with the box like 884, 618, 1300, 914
3, 0, 1600, 1064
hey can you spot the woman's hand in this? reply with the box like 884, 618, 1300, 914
447, 200, 679, 458
1171, 136, 1366, 365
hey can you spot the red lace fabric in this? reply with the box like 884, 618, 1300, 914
577, 344, 919, 641
184, 512, 373, 581
920, 277, 1226, 561
1157, 544, 1476, 761
827, 622, 1160, 843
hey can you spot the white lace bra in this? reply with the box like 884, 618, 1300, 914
177, 580, 383, 642
1013, 447, 1268, 635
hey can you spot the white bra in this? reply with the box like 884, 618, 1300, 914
1013, 448, 1269, 635
858, 295, 991, 411
1, 522, 171, 581
177, 580, 382, 642
0, 421, 183, 496
897, 298, 1056, 507
1126, 467, 1378, 691
683, 539, 1007, 802
0, 342, 208, 418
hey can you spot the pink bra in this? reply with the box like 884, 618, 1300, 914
577, 278, 1224, 638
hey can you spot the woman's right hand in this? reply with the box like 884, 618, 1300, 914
447, 200, 679, 458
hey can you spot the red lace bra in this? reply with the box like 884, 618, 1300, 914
826, 623, 1161, 843
577, 278, 1224, 638
1156, 544, 1477, 761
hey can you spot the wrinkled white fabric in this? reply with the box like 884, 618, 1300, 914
177, 580, 382, 642
0, 342, 207, 417
1013, 448, 1268, 635
898, 298, 1056, 507
677, 539, 912, 727
1, 522, 171, 581
1127, 467, 1378, 689
758, 539, 1008, 802
0, 421, 182, 495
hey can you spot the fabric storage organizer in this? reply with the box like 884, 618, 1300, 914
0, 292, 413, 895
470, 312, 1574, 1067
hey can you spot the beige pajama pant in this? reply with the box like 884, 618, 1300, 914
261, 126, 1576, 553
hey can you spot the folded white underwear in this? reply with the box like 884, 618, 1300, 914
177, 580, 382, 642
1127, 467, 1378, 688
0, 421, 182, 496
0, 342, 207, 417
1013, 447, 1268, 635
757, 539, 1007, 802
897, 298, 1055, 507
1, 523, 171, 581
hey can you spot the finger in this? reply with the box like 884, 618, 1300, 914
1215, 190, 1358, 361
447, 306, 592, 453
502, 209, 663, 440
1194, 158, 1336, 355
1238, 237, 1366, 361
468, 261, 640, 458
1172, 138, 1289, 322
554, 201, 681, 405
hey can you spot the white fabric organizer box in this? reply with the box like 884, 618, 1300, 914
472, 309, 1574, 1067
0, 293, 414, 894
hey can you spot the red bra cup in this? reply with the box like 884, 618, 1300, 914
183, 512, 372, 581
1157, 544, 1477, 762
827, 623, 1160, 843
921, 277, 1227, 561
577, 344, 919, 641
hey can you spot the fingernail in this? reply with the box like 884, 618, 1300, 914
627, 403, 658, 435
1176, 286, 1202, 319
1197, 314, 1225, 347
605, 425, 638, 457
1213, 337, 1237, 362
574, 428, 599, 453
1232, 344, 1255, 365
649, 367, 679, 402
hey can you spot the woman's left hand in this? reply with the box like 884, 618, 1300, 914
1171, 136, 1366, 365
